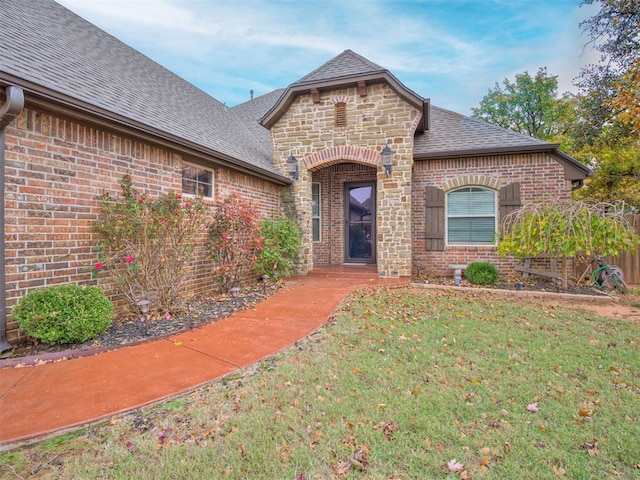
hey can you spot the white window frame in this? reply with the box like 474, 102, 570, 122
312, 182, 321, 242
181, 162, 214, 199
445, 186, 497, 246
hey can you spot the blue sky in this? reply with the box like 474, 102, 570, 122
57, 0, 600, 115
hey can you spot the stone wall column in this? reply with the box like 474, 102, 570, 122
376, 146, 413, 277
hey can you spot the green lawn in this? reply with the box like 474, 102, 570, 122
2, 288, 639, 479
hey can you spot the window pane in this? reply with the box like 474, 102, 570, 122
197, 170, 212, 197
182, 178, 197, 196
469, 188, 495, 214
447, 187, 495, 215
447, 187, 496, 245
448, 217, 495, 244
447, 189, 472, 215
182, 165, 212, 198
312, 183, 321, 241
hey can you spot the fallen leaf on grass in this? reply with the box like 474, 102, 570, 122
553, 463, 566, 477
526, 402, 539, 412
447, 458, 464, 472
351, 449, 369, 470
580, 438, 598, 457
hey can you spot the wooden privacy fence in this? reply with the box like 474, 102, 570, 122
573, 214, 640, 286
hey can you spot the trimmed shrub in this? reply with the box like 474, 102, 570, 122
92, 175, 208, 317
465, 262, 500, 286
207, 194, 263, 292
11, 285, 113, 345
256, 216, 302, 277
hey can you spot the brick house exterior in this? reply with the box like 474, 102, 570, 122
0, 0, 589, 346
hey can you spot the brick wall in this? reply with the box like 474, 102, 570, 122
3, 108, 282, 344
411, 153, 570, 277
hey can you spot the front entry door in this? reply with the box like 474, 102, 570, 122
345, 182, 375, 263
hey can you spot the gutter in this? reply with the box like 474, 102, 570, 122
0, 85, 25, 353
414, 144, 592, 182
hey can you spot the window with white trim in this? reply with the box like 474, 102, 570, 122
446, 187, 496, 245
182, 163, 213, 198
312, 182, 321, 242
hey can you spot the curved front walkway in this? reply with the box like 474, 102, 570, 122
0, 267, 408, 448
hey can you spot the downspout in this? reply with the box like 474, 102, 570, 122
0, 86, 25, 353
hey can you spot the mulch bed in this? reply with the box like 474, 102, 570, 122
2, 284, 280, 365
413, 275, 612, 297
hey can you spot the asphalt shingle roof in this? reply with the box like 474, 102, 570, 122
293, 49, 387, 85
0, 0, 278, 177
1, 2, 585, 178
231, 89, 285, 150
414, 105, 551, 156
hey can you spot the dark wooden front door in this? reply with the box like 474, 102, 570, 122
345, 182, 375, 263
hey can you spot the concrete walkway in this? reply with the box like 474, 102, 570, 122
0, 267, 408, 448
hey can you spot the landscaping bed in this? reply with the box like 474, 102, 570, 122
412, 274, 613, 297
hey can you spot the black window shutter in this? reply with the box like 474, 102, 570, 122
425, 186, 445, 251
499, 182, 521, 219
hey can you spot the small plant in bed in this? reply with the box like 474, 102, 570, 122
11, 284, 113, 345
464, 261, 500, 285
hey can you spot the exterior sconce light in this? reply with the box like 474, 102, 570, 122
136, 299, 151, 335
380, 145, 394, 177
230, 287, 241, 307
286, 155, 299, 181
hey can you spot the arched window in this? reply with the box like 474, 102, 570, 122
446, 187, 496, 245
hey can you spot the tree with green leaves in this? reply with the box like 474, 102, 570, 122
471, 67, 566, 140
498, 201, 639, 288
573, 0, 640, 209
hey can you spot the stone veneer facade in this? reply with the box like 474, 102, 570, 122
269, 83, 422, 278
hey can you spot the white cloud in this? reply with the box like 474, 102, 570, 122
56, 0, 600, 112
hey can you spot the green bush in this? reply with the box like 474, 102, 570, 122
11, 285, 113, 345
464, 262, 500, 285
207, 194, 263, 292
256, 216, 302, 277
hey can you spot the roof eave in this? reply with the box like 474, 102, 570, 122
261, 71, 426, 129
415, 144, 591, 181
1, 75, 291, 185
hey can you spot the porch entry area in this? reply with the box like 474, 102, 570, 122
346, 182, 375, 263
310, 163, 377, 268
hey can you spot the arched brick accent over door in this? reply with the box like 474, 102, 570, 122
304, 145, 380, 171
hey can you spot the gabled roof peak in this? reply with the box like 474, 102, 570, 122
261, 49, 427, 130
293, 49, 387, 85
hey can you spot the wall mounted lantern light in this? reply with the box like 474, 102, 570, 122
286, 155, 299, 181
380, 145, 394, 177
